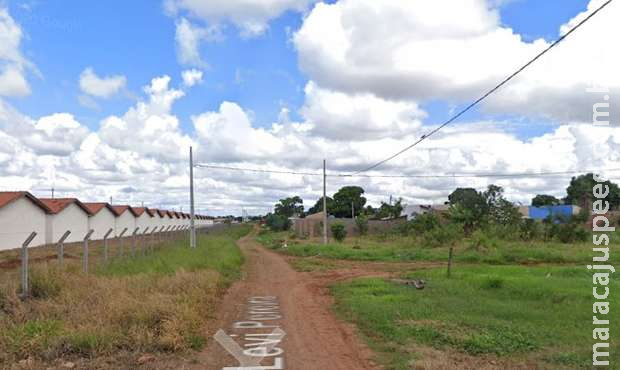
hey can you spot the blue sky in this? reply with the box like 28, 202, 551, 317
1, 0, 616, 214
6, 0, 590, 136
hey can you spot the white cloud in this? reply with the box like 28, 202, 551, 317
294, 0, 619, 122
98, 75, 193, 162
0, 8, 34, 97
300, 82, 426, 140
79, 67, 127, 98
166, 0, 316, 36
181, 68, 204, 87
175, 18, 221, 67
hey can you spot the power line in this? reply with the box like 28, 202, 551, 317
194, 164, 322, 176
352, 0, 615, 175
194, 163, 620, 179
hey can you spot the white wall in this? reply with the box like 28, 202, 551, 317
0, 197, 47, 251
151, 215, 164, 232
46, 203, 90, 244
89, 208, 116, 241
115, 211, 136, 237
136, 213, 152, 235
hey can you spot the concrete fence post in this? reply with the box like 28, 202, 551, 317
150, 229, 157, 252
131, 227, 140, 257
103, 228, 114, 263
82, 229, 94, 274
117, 228, 128, 257
141, 227, 150, 256
57, 231, 71, 268
20, 232, 37, 298
158, 226, 165, 246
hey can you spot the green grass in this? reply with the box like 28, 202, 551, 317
257, 229, 619, 265
99, 224, 251, 282
331, 265, 620, 369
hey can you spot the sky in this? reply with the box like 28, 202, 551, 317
0, 0, 618, 215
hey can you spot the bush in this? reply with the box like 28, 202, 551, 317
331, 222, 347, 242
355, 214, 369, 236
553, 223, 589, 243
265, 214, 291, 231
519, 219, 541, 241
422, 222, 463, 248
468, 229, 498, 252
401, 213, 441, 236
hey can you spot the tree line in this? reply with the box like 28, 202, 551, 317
266, 173, 620, 236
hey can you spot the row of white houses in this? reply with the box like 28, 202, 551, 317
0, 191, 213, 251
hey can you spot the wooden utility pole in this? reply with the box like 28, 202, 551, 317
323, 159, 328, 245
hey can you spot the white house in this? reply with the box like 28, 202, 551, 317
132, 207, 154, 235
84, 203, 118, 241
39, 198, 92, 244
0, 192, 51, 251
112, 205, 138, 236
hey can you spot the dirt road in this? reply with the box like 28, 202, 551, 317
196, 231, 382, 370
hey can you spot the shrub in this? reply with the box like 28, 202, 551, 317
331, 222, 347, 242
422, 222, 463, 248
402, 213, 441, 236
519, 219, 541, 241
482, 277, 504, 289
355, 214, 369, 236
468, 229, 498, 252
265, 214, 291, 231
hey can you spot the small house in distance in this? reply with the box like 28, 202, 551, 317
0, 192, 51, 251
83, 203, 118, 240
112, 205, 138, 236
39, 198, 92, 244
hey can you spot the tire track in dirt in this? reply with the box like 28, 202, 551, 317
193, 230, 383, 370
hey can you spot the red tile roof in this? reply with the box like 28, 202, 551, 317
39, 198, 92, 215
0, 191, 52, 213
111, 205, 138, 217
83, 202, 118, 216
132, 207, 147, 217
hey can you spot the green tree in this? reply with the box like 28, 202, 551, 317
448, 188, 488, 233
274, 196, 304, 218
531, 194, 561, 207
376, 198, 404, 219
355, 214, 369, 235
564, 173, 620, 209
332, 186, 367, 218
483, 185, 521, 226
266, 214, 291, 231
308, 196, 334, 215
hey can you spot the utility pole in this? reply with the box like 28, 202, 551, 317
189, 146, 196, 248
323, 159, 327, 245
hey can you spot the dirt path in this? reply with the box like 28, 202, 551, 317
195, 230, 383, 370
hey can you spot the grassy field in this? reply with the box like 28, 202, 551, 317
257, 228, 618, 368
0, 224, 251, 368
256, 229, 619, 266
332, 266, 620, 369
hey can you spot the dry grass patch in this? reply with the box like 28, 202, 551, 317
0, 226, 251, 368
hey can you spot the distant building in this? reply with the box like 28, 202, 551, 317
83, 203, 118, 240
39, 198, 92, 244
524, 205, 582, 221
0, 192, 50, 251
